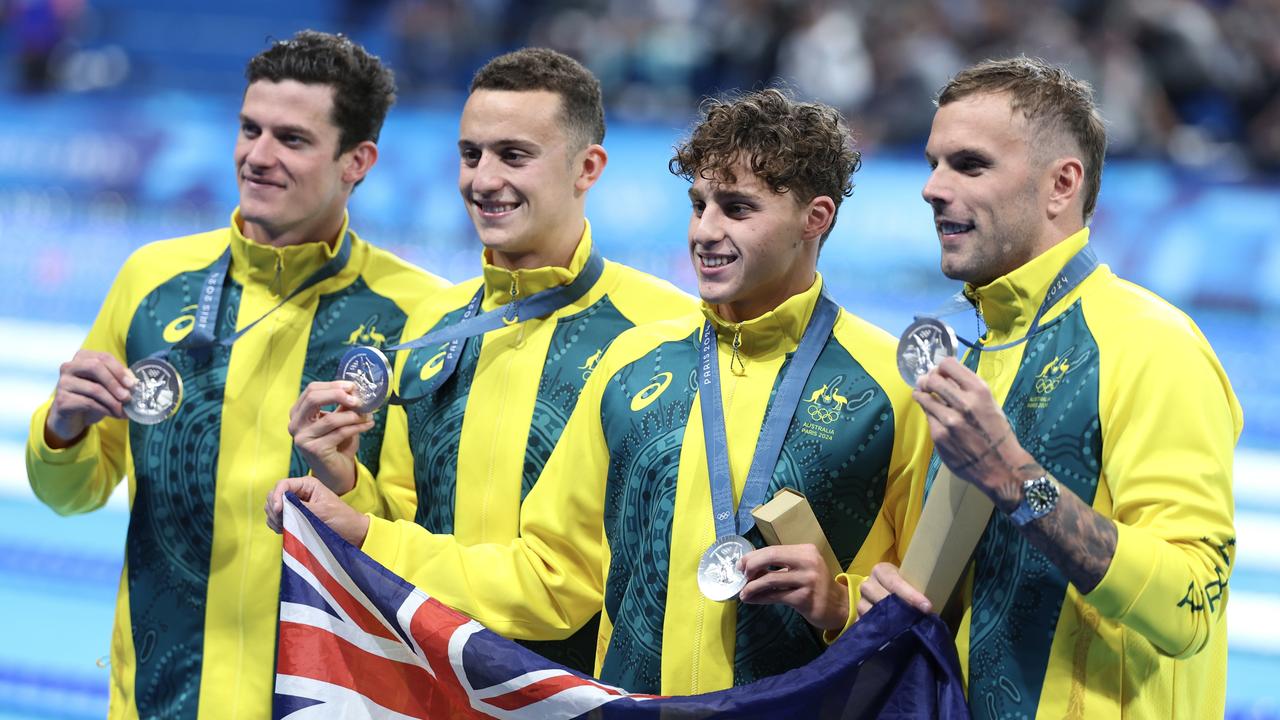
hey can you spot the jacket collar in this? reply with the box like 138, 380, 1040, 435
700, 274, 824, 358
479, 220, 594, 309
228, 208, 350, 296
966, 228, 1090, 340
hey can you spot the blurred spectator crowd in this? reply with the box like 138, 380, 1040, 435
382, 0, 1280, 174
5, 0, 1280, 173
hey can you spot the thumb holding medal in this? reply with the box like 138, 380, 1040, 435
44, 349, 138, 449
896, 318, 1029, 509
288, 377, 378, 495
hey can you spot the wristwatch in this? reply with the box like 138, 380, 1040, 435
1009, 474, 1059, 527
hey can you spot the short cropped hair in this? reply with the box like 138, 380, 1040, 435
245, 30, 396, 157
938, 56, 1107, 220
669, 88, 860, 245
471, 48, 605, 150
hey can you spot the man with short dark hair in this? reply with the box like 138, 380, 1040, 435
270, 87, 928, 694
26, 30, 446, 718
285, 47, 694, 672
856, 56, 1241, 718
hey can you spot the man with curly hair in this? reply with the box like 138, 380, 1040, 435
270, 88, 928, 694
27, 31, 447, 718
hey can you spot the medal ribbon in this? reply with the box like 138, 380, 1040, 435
918, 244, 1098, 352
150, 233, 353, 361
698, 290, 839, 539
387, 248, 605, 405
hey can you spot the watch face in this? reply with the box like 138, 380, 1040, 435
1025, 476, 1059, 514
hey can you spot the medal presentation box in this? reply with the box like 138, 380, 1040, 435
899, 467, 994, 611
751, 488, 842, 576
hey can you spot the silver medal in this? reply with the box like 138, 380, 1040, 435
697, 534, 755, 602
125, 357, 183, 425
896, 317, 958, 387
336, 346, 392, 414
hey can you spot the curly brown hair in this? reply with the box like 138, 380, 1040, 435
670, 88, 860, 243
246, 30, 396, 157
938, 56, 1107, 221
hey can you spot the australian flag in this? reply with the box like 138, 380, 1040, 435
274, 494, 970, 719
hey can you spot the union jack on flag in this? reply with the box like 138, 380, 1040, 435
274, 493, 970, 719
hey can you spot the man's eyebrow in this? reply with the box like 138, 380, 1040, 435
925, 146, 994, 166
713, 190, 758, 204
950, 148, 993, 165
458, 137, 537, 149
272, 124, 314, 137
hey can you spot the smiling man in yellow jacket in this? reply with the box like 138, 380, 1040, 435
26, 32, 447, 719
270, 88, 928, 695
284, 48, 695, 673
855, 57, 1241, 719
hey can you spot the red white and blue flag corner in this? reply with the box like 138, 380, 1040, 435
274, 492, 970, 719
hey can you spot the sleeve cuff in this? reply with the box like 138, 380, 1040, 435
28, 402, 94, 465
822, 573, 863, 644
338, 461, 380, 515
360, 515, 401, 569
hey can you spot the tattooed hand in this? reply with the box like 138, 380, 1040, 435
912, 357, 1117, 593
912, 357, 1037, 512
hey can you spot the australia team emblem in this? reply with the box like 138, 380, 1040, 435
1026, 347, 1091, 410
799, 375, 874, 440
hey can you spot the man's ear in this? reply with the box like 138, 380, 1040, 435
342, 141, 379, 185
1045, 155, 1084, 221
802, 195, 837, 243
574, 144, 608, 194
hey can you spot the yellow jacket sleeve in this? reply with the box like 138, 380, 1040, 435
1084, 289, 1241, 659
828, 383, 931, 641
339, 403, 418, 520
360, 351, 616, 639
26, 259, 138, 515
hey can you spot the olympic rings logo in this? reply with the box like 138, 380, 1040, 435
1034, 377, 1060, 394
807, 404, 841, 424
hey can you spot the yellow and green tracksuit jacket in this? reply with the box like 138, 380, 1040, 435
361, 275, 929, 695
356, 222, 696, 670
906, 228, 1240, 718
25, 210, 447, 720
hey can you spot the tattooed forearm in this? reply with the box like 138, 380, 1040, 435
1023, 486, 1118, 594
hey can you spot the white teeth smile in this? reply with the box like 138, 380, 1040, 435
939, 221, 974, 234
701, 255, 735, 268
478, 202, 519, 214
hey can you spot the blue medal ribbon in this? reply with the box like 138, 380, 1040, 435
918, 244, 1098, 352
698, 290, 839, 539
150, 232, 354, 361
387, 248, 605, 405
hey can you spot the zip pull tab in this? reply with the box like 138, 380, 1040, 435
729, 325, 746, 376
973, 293, 988, 340
270, 254, 284, 297
503, 273, 521, 324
